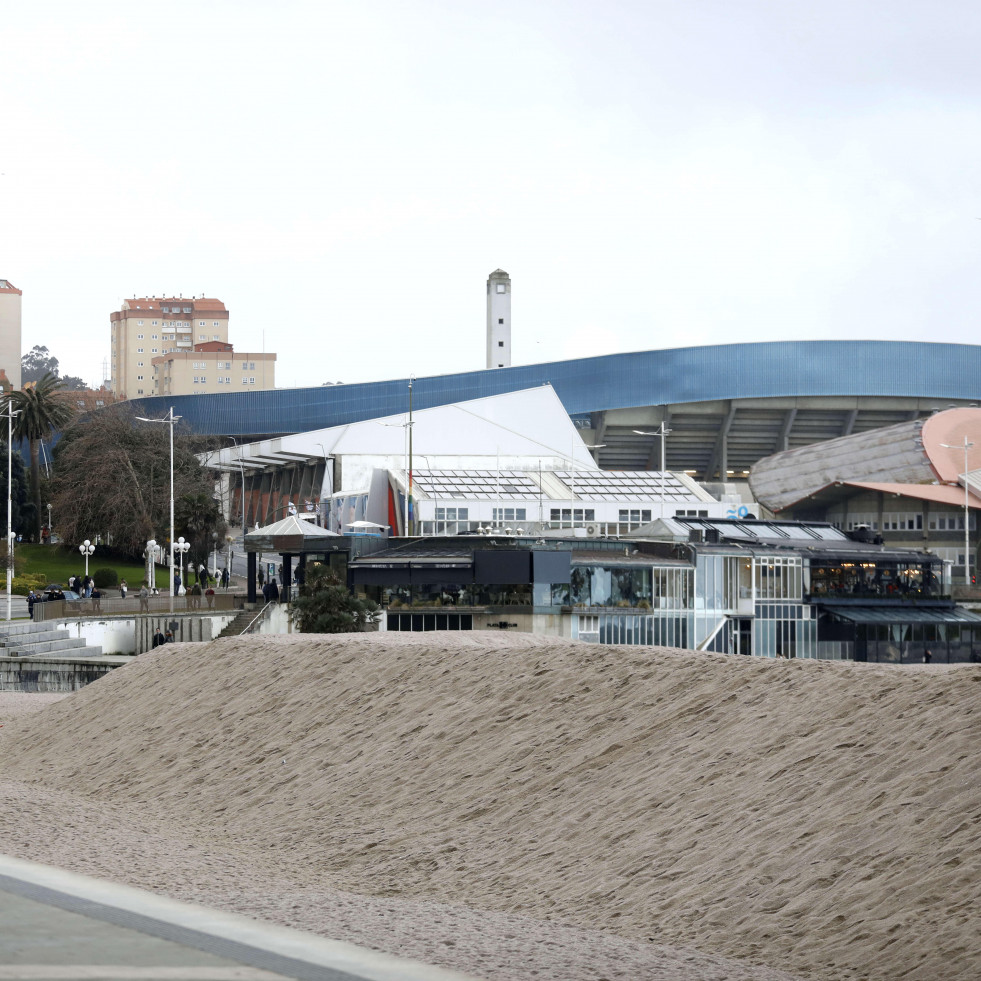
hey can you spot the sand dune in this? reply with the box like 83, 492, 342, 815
2, 634, 980, 980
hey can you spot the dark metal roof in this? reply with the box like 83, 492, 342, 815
819, 605, 981, 625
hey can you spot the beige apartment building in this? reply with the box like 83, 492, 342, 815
109, 296, 230, 398
0, 279, 22, 390
153, 342, 276, 396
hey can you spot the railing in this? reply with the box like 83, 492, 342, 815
33, 592, 241, 622
241, 602, 276, 635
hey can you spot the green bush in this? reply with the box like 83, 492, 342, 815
92, 567, 119, 588
12, 573, 47, 595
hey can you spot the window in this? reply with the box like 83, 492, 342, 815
137, 319, 144, 325
136, 374, 144, 380
249, 361, 255, 370
151, 334, 158, 339
182, 306, 191, 313
218, 377, 225, 384
199, 321, 206, 327
151, 348, 158, 353
498, 341, 504, 347
193, 376, 200, 383
493, 508, 527, 522
137, 333, 144, 339
213, 321, 220, 327
496, 284, 505, 293
137, 388, 144, 394
161, 306, 169, 312
213, 335, 220, 340
151, 320, 158, 326
137, 347, 144, 353
199, 335, 206, 340
225, 376, 230, 383
137, 361, 144, 367
498, 318, 504, 324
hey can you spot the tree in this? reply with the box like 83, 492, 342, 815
0, 442, 30, 538
49, 405, 222, 558
175, 492, 226, 571
22, 346, 89, 390
291, 564, 379, 633
21, 346, 59, 384
2, 374, 75, 541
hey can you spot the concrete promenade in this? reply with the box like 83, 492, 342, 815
0, 855, 479, 981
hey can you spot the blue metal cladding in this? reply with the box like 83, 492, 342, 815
130, 340, 981, 436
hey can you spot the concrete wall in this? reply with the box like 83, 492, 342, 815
49, 613, 240, 655
0, 655, 128, 692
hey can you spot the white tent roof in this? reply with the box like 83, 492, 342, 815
245, 514, 341, 539
207, 386, 598, 473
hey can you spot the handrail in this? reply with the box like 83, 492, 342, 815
242, 602, 275, 635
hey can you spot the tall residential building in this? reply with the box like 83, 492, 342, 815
486, 269, 511, 369
0, 280, 23, 390
110, 296, 230, 398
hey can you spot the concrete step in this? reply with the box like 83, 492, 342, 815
0, 621, 59, 638
6, 639, 104, 658
0, 629, 72, 647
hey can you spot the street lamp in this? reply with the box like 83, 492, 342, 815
941, 436, 975, 586
135, 407, 181, 615
6, 399, 20, 622
145, 539, 161, 592
175, 536, 191, 593
78, 539, 95, 581
634, 425, 673, 520
46, 503, 52, 542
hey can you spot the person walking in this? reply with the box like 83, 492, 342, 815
220, 567, 229, 590
923, 649, 933, 664
262, 578, 280, 604
139, 583, 150, 612
119, 578, 128, 600
152, 627, 165, 648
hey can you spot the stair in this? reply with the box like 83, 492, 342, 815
217, 609, 259, 638
0, 621, 104, 659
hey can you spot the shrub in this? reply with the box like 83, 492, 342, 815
92, 567, 119, 588
12, 573, 46, 595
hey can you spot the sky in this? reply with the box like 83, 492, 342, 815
3, 0, 981, 390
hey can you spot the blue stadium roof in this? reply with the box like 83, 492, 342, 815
132, 340, 981, 439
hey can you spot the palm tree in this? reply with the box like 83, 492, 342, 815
2, 373, 75, 542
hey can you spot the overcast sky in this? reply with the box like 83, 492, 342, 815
3, 0, 980, 390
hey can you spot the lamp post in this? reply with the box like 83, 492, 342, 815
175, 536, 191, 593
145, 539, 161, 593
941, 436, 975, 586
46, 503, 52, 542
317, 442, 334, 531
6, 400, 20, 622
634, 424, 673, 520
79, 539, 95, 582
135, 407, 180, 615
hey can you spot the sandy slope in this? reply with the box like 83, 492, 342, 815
2, 633, 979, 980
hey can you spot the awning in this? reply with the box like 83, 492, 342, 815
818, 605, 981, 625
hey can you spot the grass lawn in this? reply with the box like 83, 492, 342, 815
16, 544, 165, 590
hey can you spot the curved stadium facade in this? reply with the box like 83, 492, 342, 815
133, 340, 981, 479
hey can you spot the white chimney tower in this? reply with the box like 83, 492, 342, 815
486, 269, 511, 369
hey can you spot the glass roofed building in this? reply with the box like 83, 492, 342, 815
341, 516, 981, 664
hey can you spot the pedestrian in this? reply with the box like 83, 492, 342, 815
119, 578, 128, 600
190, 581, 202, 609
220, 567, 229, 589
257, 567, 265, 588
90, 587, 102, 612
198, 562, 207, 585
923, 649, 933, 664
164, 630, 174, 644
205, 586, 215, 609
139, 583, 150, 612
27, 590, 36, 620
152, 628, 165, 648
262, 578, 280, 604
173, 571, 182, 596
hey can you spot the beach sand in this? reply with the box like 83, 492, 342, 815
2, 633, 979, 980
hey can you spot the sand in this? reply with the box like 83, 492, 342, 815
2, 633, 979, 981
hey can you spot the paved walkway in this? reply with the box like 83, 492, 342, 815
0, 855, 478, 981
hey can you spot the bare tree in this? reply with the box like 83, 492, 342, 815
50, 406, 223, 558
